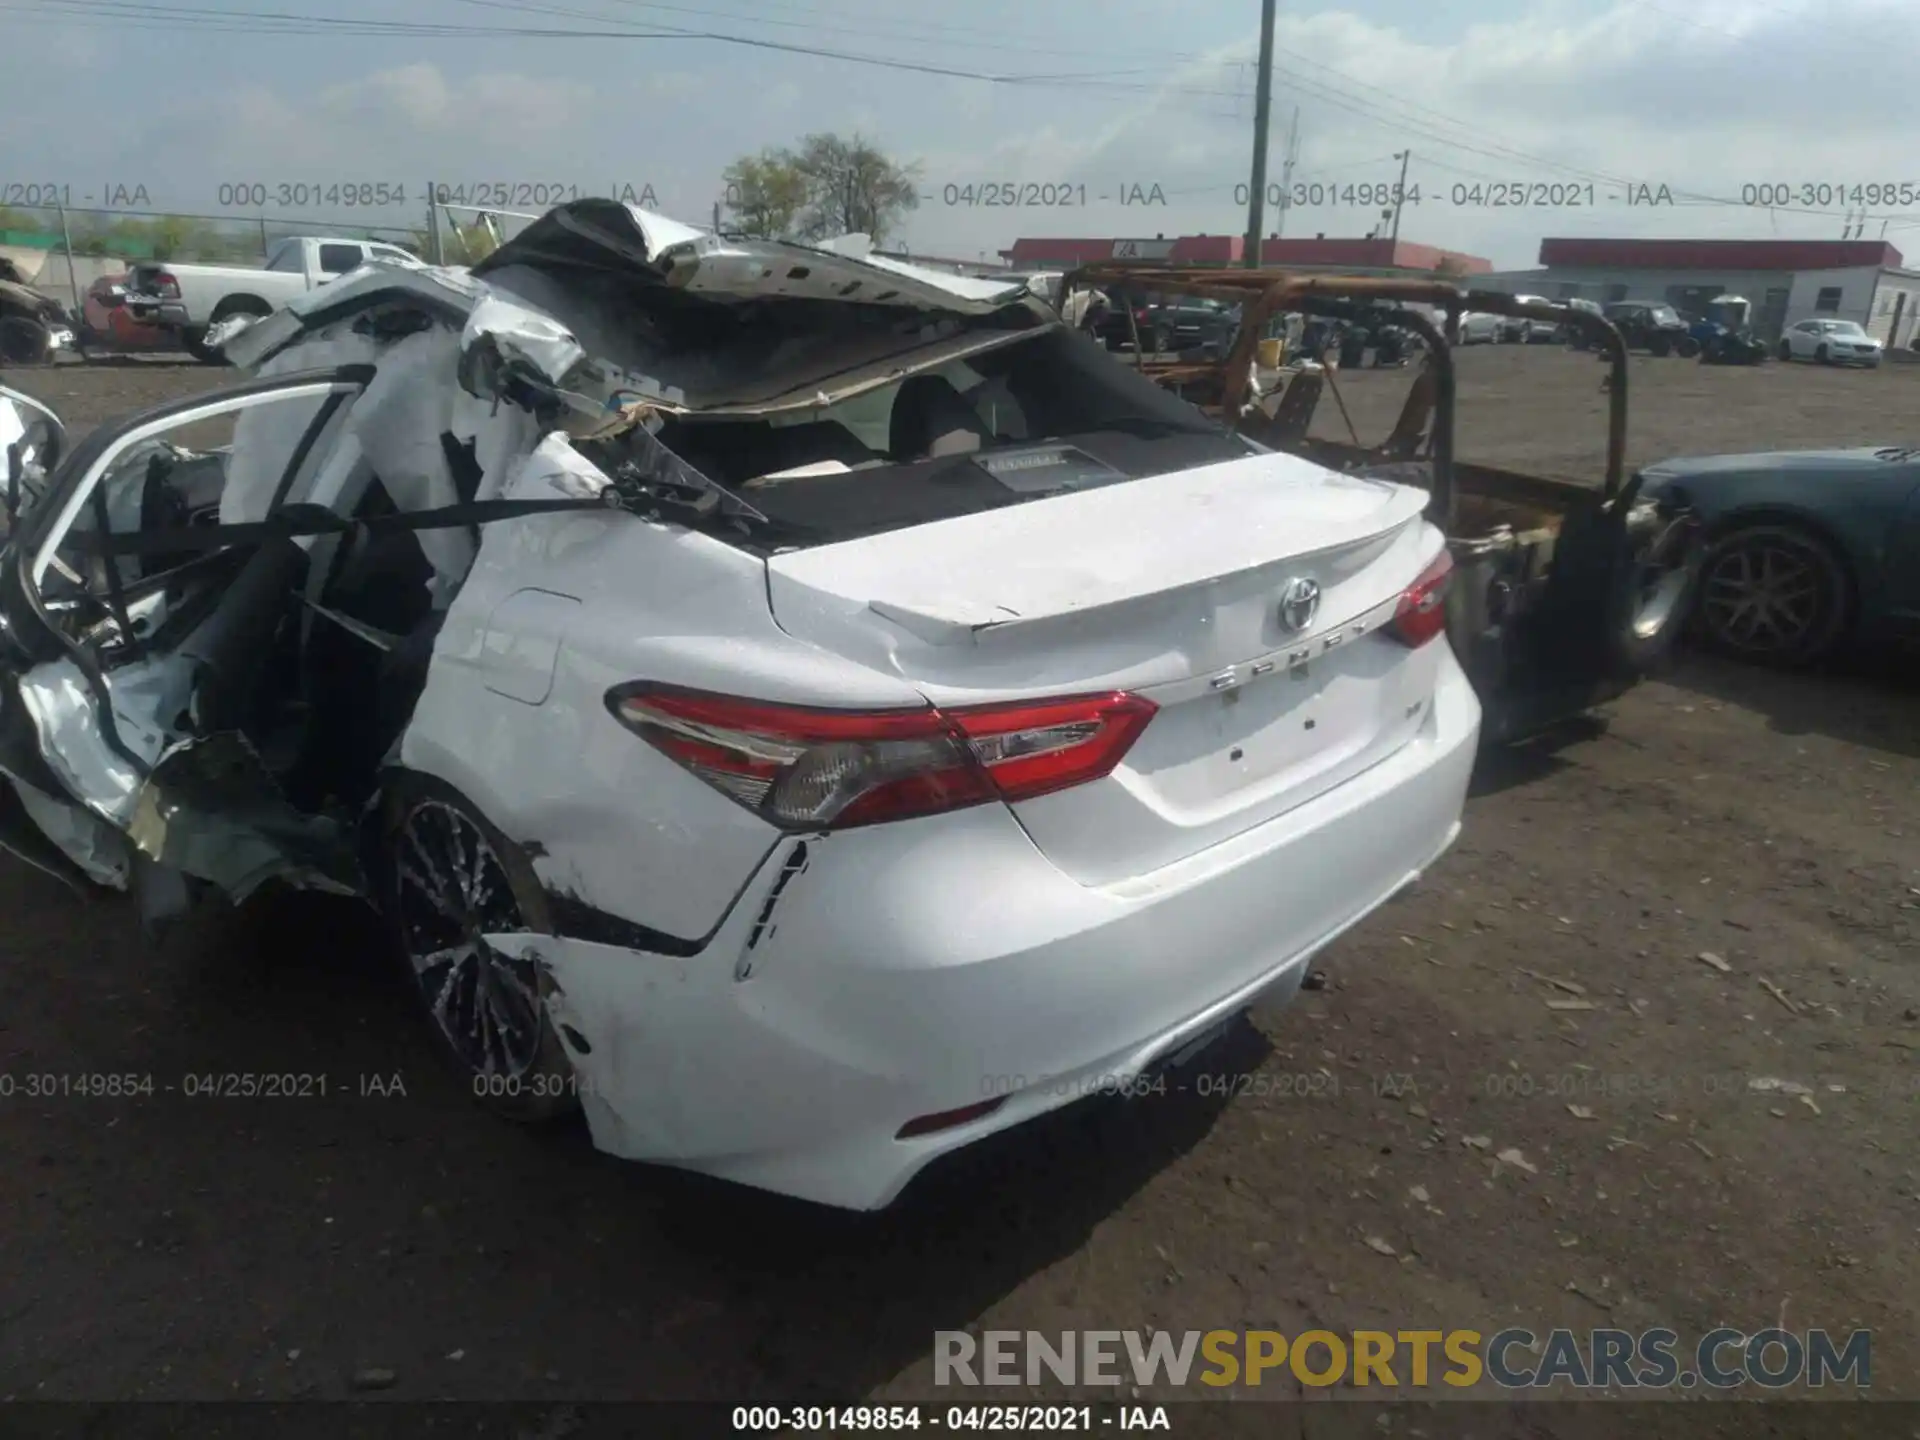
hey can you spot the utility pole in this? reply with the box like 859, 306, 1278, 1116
1242, 0, 1278, 269
51, 195, 83, 323
427, 180, 444, 265
1273, 107, 1301, 240
1388, 150, 1411, 246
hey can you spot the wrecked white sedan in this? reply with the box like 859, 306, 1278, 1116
0, 202, 1478, 1209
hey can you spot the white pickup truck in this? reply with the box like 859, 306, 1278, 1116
127, 235, 422, 361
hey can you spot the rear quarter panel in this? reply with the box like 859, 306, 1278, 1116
400, 475, 936, 947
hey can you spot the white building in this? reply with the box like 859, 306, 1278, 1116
1472, 238, 1920, 347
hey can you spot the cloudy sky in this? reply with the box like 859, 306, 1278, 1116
3, 0, 1915, 269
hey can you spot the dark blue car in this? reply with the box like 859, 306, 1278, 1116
1635, 446, 1920, 665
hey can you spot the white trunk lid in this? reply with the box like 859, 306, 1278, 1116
765, 451, 1448, 883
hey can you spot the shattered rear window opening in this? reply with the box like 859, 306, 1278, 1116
634, 322, 1250, 551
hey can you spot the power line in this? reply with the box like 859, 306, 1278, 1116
585, 0, 1214, 66
10, 0, 1253, 96
16, 0, 1914, 229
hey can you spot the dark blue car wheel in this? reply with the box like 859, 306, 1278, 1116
1695, 523, 1851, 666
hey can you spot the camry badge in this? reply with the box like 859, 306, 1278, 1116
1278, 577, 1321, 633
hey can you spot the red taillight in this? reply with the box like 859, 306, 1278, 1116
897, 1096, 1005, 1139
607, 684, 1157, 830
152, 272, 180, 298
1388, 550, 1454, 647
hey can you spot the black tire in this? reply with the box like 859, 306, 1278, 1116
378, 773, 580, 1124
0, 314, 53, 366
180, 327, 220, 364
1150, 327, 1171, 355
1776, 339, 1792, 362
1815, 344, 1830, 365
1649, 334, 1671, 357
1694, 522, 1851, 667
1676, 335, 1701, 359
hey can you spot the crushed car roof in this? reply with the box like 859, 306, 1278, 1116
470, 199, 1035, 313
222, 200, 1054, 418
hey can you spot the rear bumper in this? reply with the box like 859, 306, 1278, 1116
125, 297, 190, 328
488, 646, 1481, 1210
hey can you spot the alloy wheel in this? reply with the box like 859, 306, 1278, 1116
392, 798, 544, 1081
1698, 533, 1835, 660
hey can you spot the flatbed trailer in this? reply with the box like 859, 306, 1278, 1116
1063, 266, 1703, 744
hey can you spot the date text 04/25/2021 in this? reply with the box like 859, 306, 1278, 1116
729, 1404, 1172, 1431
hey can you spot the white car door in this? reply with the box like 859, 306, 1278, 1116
1789, 321, 1820, 359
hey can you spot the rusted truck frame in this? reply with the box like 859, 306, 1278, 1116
1062, 266, 1701, 745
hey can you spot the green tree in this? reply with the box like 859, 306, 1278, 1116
721, 133, 921, 245
145, 215, 195, 261
791, 133, 920, 244
721, 149, 810, 239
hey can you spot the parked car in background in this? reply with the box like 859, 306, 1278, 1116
1499, 295, 1559, 344
125, 235, 423, 363
1603, 301, 1700, 357
1636, 444, 1920, 665
1561, 298, 1606, 348
1687, 295, 1769, 366
1094, 289, 1168, 352
79, 273, 171, 352
0, 258, 75, 366
0, 200, 1481, 1211
1161, 297, 1240, 355
1456, 311, 1502, 344
1776, 318, 1883, 367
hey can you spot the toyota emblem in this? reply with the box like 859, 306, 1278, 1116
1278, 577, 1321, 633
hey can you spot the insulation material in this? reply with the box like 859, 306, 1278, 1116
15, 659, 148, 825
223, 325, 386, 525
230, 317, 545, 600
339, 326, 473, 599
125, 732, 362, 902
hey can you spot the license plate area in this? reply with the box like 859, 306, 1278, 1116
1139, 1013, 1237, 1085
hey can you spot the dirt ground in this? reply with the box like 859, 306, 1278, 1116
0, 348, 1916, 1419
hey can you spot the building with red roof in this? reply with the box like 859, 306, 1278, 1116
1474, 237, 1920, 347
998, 233, 1491, 275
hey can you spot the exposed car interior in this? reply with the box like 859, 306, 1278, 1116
20, 392, 453, 829
649, 324, 1253, 547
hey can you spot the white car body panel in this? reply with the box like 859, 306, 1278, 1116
486, 641, 1477, 1210
1457, 312, 1501, 343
